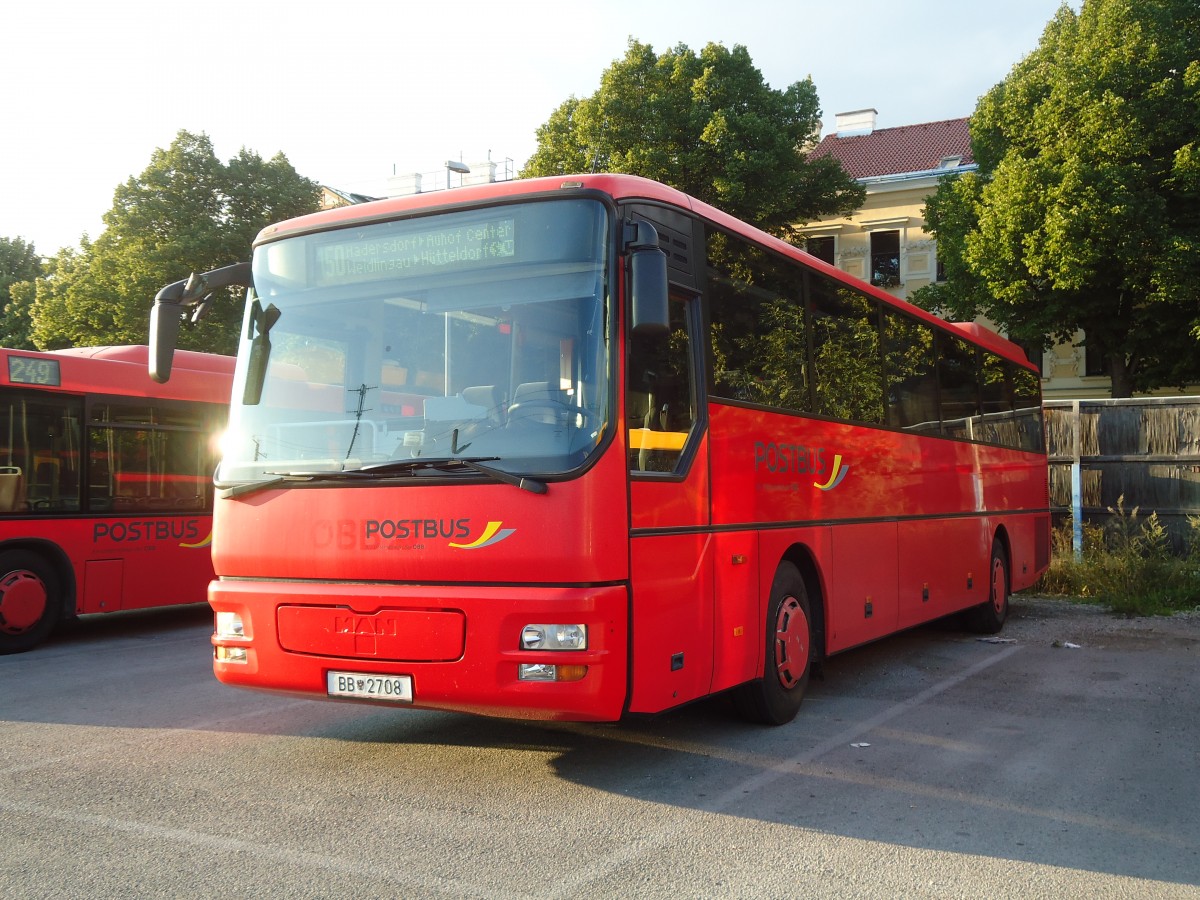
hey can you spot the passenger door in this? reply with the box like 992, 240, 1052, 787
626, 289, 713, 714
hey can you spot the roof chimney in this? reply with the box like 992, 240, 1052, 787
835, 108, 878, 137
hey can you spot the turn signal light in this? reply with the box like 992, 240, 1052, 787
518, 663, 588, 682
215, 645, 248, 663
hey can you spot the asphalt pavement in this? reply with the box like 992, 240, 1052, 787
1, 596, 1198, 898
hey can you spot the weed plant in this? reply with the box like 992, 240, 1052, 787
1034, 497, 1200, 616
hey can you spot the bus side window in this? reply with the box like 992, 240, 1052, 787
88, 454, 112, 510
884, 310, 939, 434
628, 293, 696, 473
938, 334, 982, 439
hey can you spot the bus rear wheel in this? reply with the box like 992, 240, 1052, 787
964, 540, 1009, 635
0, 550, 61, 654
733, 562, 813, 726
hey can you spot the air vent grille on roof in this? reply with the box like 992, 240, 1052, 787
625, 203, 697, 290
659, 231, 690, 267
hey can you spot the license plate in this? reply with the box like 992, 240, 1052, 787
326, 671, 413, 703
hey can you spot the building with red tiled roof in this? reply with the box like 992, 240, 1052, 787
809, 113, 973, 180
796, 109, 976, 295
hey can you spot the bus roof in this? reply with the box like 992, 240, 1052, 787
253, 173, 1034, 371
2, 345, 233, 403
48, 345, 235, 375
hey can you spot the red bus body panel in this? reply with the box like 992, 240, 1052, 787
0, 515, 216, 613
709, 403, 1049, 654
211, 580, 629, 721
210, 444, 630, 584
210, 441, 632, 721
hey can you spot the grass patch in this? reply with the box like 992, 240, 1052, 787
1034, 498, 1200, 617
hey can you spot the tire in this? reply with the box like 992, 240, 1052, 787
0, 550, 62, 654
733, 562, 814, 726
964, 539, 1009, 635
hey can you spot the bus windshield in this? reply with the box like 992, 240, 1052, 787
219, 198, 612, 483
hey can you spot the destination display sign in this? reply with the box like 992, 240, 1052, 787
315, 217, 516, 284
7, 355, 61, 386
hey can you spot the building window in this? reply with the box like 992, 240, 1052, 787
805, 235, 835, 266
1084, 336, 1106, 377
870, 230, 900, 288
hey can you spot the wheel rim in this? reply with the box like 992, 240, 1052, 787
991, 556, 1008, 616
0, 569, 49, 634
774, 595, 810, 689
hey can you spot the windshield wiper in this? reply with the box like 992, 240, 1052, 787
216, 457, 548, 501
454, 458, 548, 494
215, 466, 407, 500
358, 457, 548, 494
216, 473, 315, 500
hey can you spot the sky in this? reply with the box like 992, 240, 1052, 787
1, 0, 1078, 256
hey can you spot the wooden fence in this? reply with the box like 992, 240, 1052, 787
1044, 397, 1200, 552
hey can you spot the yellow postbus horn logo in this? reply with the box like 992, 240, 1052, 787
814, 455, 850, 491
179, 531, 214, 549
450, 521, 515, 550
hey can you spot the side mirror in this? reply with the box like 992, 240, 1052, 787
242, 300, 280, 406
147, 262, 252, 383
627, 221, 669, 338
149, 281, 186, 383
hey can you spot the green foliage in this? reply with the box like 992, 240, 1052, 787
522, 39, 865, 242
0, 236, 44, 348
13, 130, 321, 355
914, 0, 1200, 397
1036, 498, 1200, 616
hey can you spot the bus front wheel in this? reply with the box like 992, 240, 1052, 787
733, 562, 813, 726
0, 550, 62, 654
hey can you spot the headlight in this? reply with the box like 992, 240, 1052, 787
520, 623, 587, 650
215, 611, 245, 638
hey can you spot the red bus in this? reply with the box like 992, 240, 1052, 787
149, 174, 1049, 724
0, 345, 233, 653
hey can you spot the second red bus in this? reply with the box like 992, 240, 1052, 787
0, 345, 232, 653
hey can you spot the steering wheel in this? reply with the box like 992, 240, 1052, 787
507, 400, 599, 427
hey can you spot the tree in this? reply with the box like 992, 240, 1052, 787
26, 130, 321, 354
521, 39, 864, 241
0, 236, 44, 348
914, 0, 1200, 397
